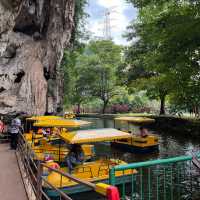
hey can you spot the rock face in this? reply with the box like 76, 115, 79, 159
0, 0, 75, 115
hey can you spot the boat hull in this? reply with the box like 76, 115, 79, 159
111, 142, 159, 153
43, 174, 133, 197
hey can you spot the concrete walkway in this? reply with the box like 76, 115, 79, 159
0, 143, 28, 200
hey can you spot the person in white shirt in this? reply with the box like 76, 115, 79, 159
10, 117, 22, 149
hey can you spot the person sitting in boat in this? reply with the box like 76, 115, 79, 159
43, 155, 60, 176
42, 128, 50, 137
65, 144, 84, 173
37, 128, 43, 135
46, 128, 51, 135
52, 127, 60, 135
139, 126, 148, 138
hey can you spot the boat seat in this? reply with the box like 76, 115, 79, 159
75, 165, 93, 178
98, 163, 109, 176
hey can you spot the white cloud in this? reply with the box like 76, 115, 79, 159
97, 0, 125, 8
87, 0, 134, 45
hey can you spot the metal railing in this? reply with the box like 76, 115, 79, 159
0, 132, 10, 143
109, 155, 200, 200
17, 133, 66, 200
18, 133, 103, 200
16, 133, 115, 200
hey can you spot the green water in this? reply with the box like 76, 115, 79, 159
80, 117, 200, 162
69, 117, 200, 200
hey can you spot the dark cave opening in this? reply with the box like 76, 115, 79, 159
14, 71, 25, 83
13, 23, 40, 36
43, 67, 50, 80
0, 87, 6, 93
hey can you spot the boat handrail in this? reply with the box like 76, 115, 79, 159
33, 148, 68, 153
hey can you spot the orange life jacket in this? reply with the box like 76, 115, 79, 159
37, 128, 43, 134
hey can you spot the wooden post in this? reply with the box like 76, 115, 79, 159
37, 162, 43, 200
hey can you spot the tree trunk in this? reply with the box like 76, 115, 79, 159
159, 95, 166, 115
0, 0, 75, 115
102, 100, 108, 114
77, 102, 81, 114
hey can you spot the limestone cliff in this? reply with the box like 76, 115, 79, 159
0, 0, 75, 115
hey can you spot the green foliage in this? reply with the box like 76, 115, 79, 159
70, 0, 89, 48
62, 46, 85, 108
62, 40, 123, 113
127, 0, 200, 8
130, 91, 149, 109
61, 0, 88, 109
62, 0, 200, 115
74, 40, 122, 113
88, 40, 122, 65
111, 87, 133, 105
125, 0, 200, 115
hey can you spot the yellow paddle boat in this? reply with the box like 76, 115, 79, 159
24, 116, 91, 143
31, 138, 94, 163
31, 118, 91, 145
34, 119, 91, 128
43, 128, 137, 196
64, 112, 76, 119
112, 117, 159, 153
24, 115, 63, 142
115, 116, 155, 125
26, 118, 94, 163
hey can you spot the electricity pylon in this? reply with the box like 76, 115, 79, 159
102, 6, 117, 40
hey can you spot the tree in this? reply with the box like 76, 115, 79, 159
124, 0, 200, 115
169, 76, 200, 116
62, 46, 86, 113
74, 53, 118, 114
92, 41, 122, 113
127, 73, 171, 115
82, 40, 122, 113
64, 40, 122, 114
120, 39, 172, 114
70, 54, 97, 114
0, 0, 87, 115
89, 64, 119, 114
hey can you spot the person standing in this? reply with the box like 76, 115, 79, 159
10, 117, 22, 150
0, 116, 4, 134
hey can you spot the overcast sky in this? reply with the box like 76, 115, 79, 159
86, 0, 138, 45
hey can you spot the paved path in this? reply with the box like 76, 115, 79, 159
0, 143, 28, 200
